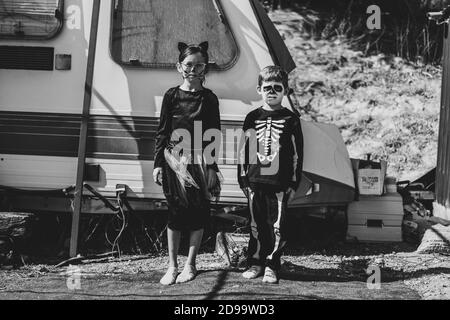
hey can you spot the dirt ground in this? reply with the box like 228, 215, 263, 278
1, 243, 449, 300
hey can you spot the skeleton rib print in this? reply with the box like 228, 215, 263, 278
255, 117, 286, 163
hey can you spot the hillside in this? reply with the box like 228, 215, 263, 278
269, 9, 441, 181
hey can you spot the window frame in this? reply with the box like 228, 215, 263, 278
0, 0, 64, 40
108, 0, 239, 71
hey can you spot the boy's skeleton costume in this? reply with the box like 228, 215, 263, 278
237, 107, 304, 271
255, 117, 286, 163
238, 107, 303, 190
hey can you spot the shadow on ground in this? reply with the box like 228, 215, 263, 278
280, 260, 450, 283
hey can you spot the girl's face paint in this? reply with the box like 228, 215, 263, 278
177, 52, 207, 81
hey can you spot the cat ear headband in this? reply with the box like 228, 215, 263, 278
178, 41, 209, 52
198, 41, 209, 52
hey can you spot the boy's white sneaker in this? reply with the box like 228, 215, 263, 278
262, 267, 279, 284
242, 265, 264, 279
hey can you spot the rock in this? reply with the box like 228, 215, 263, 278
350, 79, 367, 89
326, 63, 339, 72
39, 266, 50, 273
302, 80, 326, 94
373, 257, 384, 266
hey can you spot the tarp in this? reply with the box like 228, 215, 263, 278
301, 120, 355, 189
289, 120, 355, 206
250, 0, 296, 73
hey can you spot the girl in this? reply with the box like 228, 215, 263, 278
153, 42, 222, 285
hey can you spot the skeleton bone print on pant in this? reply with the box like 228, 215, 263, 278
255, 118, 286, 164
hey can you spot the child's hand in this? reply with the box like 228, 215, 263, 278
286, 187, 296, 202
153, 167, 163, 186
207, 168, 221, 197
206, 168, 217, 189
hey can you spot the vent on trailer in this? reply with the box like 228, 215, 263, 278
0, 46, 54, 71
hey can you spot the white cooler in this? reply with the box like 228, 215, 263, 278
346, 193, 404, 242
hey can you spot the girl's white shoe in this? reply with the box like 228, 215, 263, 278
175, 265, 197, 283
242, 265, 264, 279
160, 266, 179, 285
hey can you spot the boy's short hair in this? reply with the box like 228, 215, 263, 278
258, 65, 289, 90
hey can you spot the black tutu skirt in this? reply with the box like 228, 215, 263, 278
162, 146, 222, 231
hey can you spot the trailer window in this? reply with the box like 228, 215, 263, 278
0, 0, 63, 39
111, 0, 238, 70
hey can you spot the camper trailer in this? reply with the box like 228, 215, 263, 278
0, 0, 355, 254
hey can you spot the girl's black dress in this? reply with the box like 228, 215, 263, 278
154, 86, 221, 231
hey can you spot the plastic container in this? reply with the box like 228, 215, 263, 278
384, 176, 397, 193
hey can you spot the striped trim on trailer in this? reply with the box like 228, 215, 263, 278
0, 111, 244, 161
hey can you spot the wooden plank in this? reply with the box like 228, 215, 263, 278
440, 21, 450, 203
443, 22, 450, 204
437, 24, 447, 203
70, 0, 102, 258
436, 22, 450, 206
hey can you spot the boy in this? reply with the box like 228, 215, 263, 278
237, 65, 303, 284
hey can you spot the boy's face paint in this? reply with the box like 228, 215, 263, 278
257, 81, 285, 106
177, 52, 207, 81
